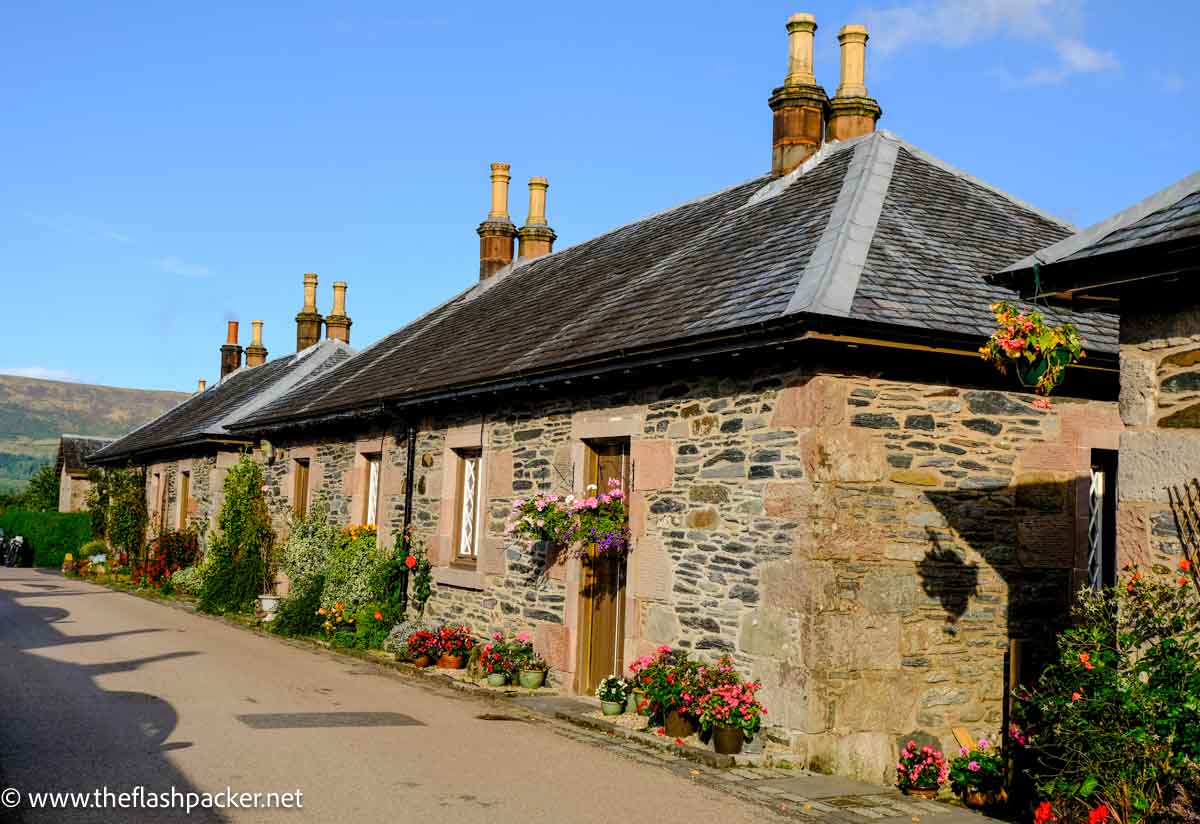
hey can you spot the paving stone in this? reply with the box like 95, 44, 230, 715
846, 807, 887, 819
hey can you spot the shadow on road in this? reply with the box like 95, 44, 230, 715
0, 579, 225, 823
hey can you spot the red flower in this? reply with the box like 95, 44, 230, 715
405, 555, 417, 569
1071, 691, 1082, 702
655, 727, 665, 736
1181, 558, 1193, 572
1034, 801, 1056, 824
1088, 805, 1109, 823
674, 737, 685, 746
373, 611, 383, 621
1181, 577, 1190, 587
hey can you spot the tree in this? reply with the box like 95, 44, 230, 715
199, 454, 274, 614
22, 465, 60, 512
105, 466, 147, 565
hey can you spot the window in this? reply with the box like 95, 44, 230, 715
293, 459, 310, 520
453, 449, 483, 563
178, 471, 191, 530
363, 454, 381, 525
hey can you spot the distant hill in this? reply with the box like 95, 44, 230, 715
0, 374, 190, 492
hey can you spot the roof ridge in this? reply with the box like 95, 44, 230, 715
884, 130, 1075, 232
1000, 169, 1200, 274
784, 130, 899, 317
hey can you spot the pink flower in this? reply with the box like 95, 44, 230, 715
959, 747, 968, 755
968, 761, 980, 772
492, 631, 503, 641
657, 645, 672, 654
516, 632, 531, 643
1032, 397, 1052, 410
978, 738, 989, 750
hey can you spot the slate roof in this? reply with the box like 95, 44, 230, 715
235, 130, 1118, 430
90, 340, 353, 464
55, 435, 115, 475
998, 170, 1200, 276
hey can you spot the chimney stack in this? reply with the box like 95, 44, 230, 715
197, 378, 207, 393
245, 319, 268, 367
518, 177, 556, 260
325, 281, 352, 344
219, 320, 243, 380
768, 13, 829, 177
295, 272, 324, 351
476, 162, 518, 279
826, 24, 881, 142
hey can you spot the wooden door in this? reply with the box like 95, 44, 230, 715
576, 440, 629, 694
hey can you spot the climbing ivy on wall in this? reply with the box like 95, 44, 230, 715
199, 454, 275, 614
103, 466, 147, 564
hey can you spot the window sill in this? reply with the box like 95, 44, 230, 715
433, 566, 484, 592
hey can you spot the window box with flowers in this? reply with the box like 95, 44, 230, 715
980, 301, 1085, 398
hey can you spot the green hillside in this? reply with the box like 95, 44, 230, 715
0, 374, 190, 491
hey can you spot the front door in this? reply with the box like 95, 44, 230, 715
576, 440, 629, 694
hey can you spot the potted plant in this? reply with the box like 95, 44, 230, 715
895, 740, 948, 799
505, 478, 631, 561
948, 738, 1006, 809
696, 679, 765, 755
479, 633, 510, 686
980, 301, 1084, 396
638, 646, 704, 738
435, 625, 474, 669
517, 652, 549, 689
596, 675, 627, 716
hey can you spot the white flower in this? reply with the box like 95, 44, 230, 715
586, 484, 597, 492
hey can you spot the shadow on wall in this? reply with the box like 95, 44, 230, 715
921, 479, 1085, 727
0, 580, 221, 823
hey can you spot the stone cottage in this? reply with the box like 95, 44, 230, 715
90, 278, 354, 559
992, 171, 1200, 580
55, 435, 114, 512
193, 13, 1124, 782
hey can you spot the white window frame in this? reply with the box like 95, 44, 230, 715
455, 450, 483, 561
364, 454, 381, 526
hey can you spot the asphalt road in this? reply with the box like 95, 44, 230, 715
0, 567, 771, 823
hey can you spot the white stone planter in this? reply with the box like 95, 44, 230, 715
258, 594, 280, 620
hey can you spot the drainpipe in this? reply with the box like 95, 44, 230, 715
399, 422, 417, 614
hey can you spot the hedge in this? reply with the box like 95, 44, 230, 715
0, 508, 93, 567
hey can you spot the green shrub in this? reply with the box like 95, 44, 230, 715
280, 496, 339, 582
199, 455, 274, 614
0, 508, 92, 567
104, 466, 147, 563
78, 539, 109, 559
322, 524, 382, 610
1015, 562, 1200, 823
22, 465, 60, 512
170, 565, 206, 595
270, 574, 326, 637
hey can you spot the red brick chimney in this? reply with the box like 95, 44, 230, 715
245, 319, 268, 367
219, 321, 243, 380
477, 162, 518, 279
295, 272, 323, 351
518, 177, 556, 260
325, 281, 351, 344
825, 24, 881, 142
768, 13, 829, 176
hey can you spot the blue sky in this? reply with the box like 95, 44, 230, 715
1, 0, 1196, 391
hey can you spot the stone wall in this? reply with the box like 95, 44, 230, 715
1116, 302, 1200, 570
257, 362, 1120, 784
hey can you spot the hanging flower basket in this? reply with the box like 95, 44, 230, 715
505, 478, 631, 561
980, 301, 1085, 396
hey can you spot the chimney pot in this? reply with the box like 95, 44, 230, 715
518, 176, 557, 260
197, 378, 207, 393
768, 12, 829, 177
295, 272, 324, 351
245, 319, 269, 367
219, 321, 243, 380
325, 281, 352, 344
826, 23, 881, 142
477, 162, 518, 279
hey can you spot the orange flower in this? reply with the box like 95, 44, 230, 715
1180, 558, 1192, 572
374, 610, 383, 621
1181, 578, 1190, 587
1071, 691, 1082, 702
405, 555, 418, 569
1079, 652, 1094, 670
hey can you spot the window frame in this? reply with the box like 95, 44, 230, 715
293, 458, 311, 520
362, 453, 381, 526
451, 447, 483, 567
178, 470, 191, 531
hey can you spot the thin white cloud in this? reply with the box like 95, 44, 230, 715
0, 367, 83, 383
155, 256, 211, 278
18, 210, 135, 244
860, 0, 1117, 85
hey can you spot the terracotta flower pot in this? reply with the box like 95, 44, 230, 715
410, 654, 433, 668
711, 724, 744, 755
664, 709, 697, 739
437, 654, 465, 669
963, 789, 1004, 809
902, 787, 937, 800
